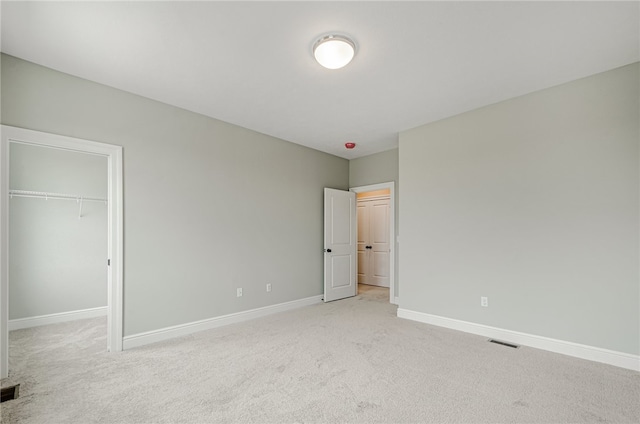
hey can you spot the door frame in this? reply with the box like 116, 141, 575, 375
350, 182, 396, 304
1, 125, 124, 379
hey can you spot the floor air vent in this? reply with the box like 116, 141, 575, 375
488, 339, 520, 349
1, 384, 20, 402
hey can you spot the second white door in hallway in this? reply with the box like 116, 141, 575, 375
357, 197, 390, 287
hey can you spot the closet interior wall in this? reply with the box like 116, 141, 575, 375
9, 143, 108, 322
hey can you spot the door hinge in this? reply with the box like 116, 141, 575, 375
107, 259, 111, 266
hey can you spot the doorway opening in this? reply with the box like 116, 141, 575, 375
350, 182, 396, 304
1, 126, 124, 379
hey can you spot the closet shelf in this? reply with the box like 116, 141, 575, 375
9, 189, 107, 203
9, 190, 107, 219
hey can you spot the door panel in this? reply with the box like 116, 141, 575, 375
357, 205, 367, 244
330, 194, 352, 245
373, 251, 389, 278
372, 202, 389, 244
357, 251, 366, 282
324, 188, 356, 302
330, 255, 352, 288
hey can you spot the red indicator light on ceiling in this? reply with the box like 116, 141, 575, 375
345, 142, 356, 149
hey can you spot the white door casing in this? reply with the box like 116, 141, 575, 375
0, 133, 7, 379
323, 188, 357, 302
357, 202, 369, 284
357, 197, 390, 287
0, 126, 124, 379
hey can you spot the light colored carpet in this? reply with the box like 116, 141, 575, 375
2, 285, 639, 423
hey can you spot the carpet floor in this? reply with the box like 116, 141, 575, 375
2, 285, 639, 423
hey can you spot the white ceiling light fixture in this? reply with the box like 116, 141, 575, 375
313, 34, 356, 70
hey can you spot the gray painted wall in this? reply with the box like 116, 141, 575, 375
349, 148, 399, 296
1, 54, 349, 336
399, 63, 639, 355
349, 148, 398, 188
9, 143, 107, 319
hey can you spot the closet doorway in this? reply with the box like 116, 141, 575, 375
357, 190, 390, 287
1, 126, 123, 379
350, 182, 396, 304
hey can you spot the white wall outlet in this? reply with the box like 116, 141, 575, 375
237, 288, 243, 297
481, 296, 488, 307
266, 283, 272, 292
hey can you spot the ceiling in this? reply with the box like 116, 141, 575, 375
1, 1, 638, 159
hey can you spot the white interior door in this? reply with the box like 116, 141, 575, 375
323, 188, 356, 302
369, 198, 390, 287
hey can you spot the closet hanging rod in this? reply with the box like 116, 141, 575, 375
9, 189, 107, 203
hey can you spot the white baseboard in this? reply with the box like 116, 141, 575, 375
123, 295, 324, 350
9, 306, 108, 331
397, 308, 640, 372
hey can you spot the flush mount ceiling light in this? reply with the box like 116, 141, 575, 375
313, 34, 356, 70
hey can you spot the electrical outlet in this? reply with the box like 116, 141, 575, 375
481, 296, 488, 307
237, 288, 243, 297
266, 283, 272, 292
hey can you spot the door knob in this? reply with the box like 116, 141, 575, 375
366, 245, 372, 249
324, 248, 332, 253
